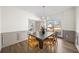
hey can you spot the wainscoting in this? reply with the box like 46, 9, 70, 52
75, 32, 79, 51
63, 30, 76, 44
1, 31, 28, 48
1, 30, 77, 52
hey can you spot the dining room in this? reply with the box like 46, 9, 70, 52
0, 6, 79, 53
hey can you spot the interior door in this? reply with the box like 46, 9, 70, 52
28, 19, 41, 34
28, 19, 35, 34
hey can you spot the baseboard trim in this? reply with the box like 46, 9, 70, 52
1, 31, 28, 48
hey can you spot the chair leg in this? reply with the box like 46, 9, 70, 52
27, 41, 30, 53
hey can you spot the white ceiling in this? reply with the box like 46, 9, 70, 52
17, 6, 74, 17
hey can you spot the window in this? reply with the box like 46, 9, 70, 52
46, 18, 61, 32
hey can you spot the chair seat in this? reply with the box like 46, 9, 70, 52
28, 35, 39, 49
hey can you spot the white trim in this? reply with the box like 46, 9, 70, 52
76, 45, 79, 52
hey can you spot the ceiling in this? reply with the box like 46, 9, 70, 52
17, 6, 74, 17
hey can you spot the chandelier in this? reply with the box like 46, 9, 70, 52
41, 6, 47, 20
41, 6, 47, 28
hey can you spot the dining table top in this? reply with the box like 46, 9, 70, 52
29, 31, 55, 40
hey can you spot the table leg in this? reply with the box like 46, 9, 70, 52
39, 40, 43, 49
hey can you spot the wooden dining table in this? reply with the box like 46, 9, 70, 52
29, 32, 56, 49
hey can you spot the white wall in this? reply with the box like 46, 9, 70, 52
63, 7, 75, 31
0, 7, 2, 51
1, 7, 41, 47
48, 7, 75, 31
2, 7, 40, 33
76, 7, 79, 33
76, 7, 79, 51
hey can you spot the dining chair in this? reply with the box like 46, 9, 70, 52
28, 35, 39, 52
43, 34, 57, 53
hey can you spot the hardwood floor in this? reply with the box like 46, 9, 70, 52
1, 38, 78, 53
56, 39, 78, 53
